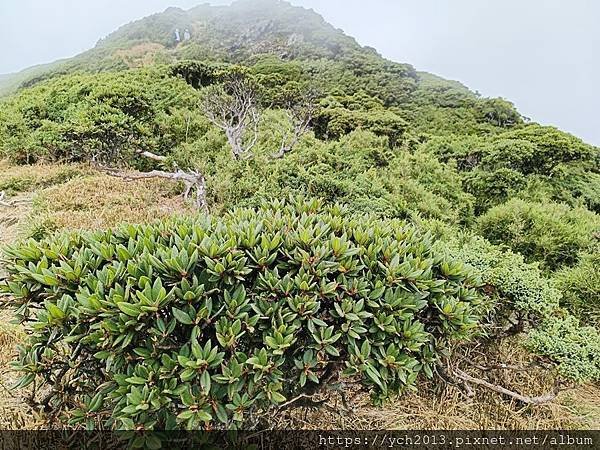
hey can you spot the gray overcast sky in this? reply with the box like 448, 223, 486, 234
0, 0, 598, 146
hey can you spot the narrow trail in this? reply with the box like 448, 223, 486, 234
0, 195, 42, 428
0, 194, 33, 246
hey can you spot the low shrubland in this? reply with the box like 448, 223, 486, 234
476, 199, 599, 271
1, 199, 489, 429
423, 126, 600, 214
0, 1, 598, 430
2, 198, 600, 432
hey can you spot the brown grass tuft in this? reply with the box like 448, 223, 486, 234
0, 162, 91, 196
114, 43, 167, 68
0, 312, 42, 430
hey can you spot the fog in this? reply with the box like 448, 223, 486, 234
0, 0, 598, 145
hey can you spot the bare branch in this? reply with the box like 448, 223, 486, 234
135, 149, 168, 162
453, 368, 560, 405
274, 88, 319, 158
201, 75, 261, 159
278, 393, 329, 410
98, 167, 208, 213
0, 191, 32, 208
458, 355, 539, 372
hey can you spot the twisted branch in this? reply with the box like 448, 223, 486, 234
96, 149, 208, 212
453, 368, 561, 405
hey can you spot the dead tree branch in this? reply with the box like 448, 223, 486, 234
0, 191, 32, 208
453, 368, 561, 405
201, 75, 260, 160
101, 167, 208, 213
95, 149, 208, 212
135, 149, 167, 162
457, 355, 539, 372
273, 89, 319, 159
0, 191, 8, 207
278, 393, 329, 411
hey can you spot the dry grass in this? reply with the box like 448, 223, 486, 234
0, 198, 30, 246
275, 337, 600, 430
0, 312, 43, 430
114, 43, 167, 68
27, 175, 195, 235
0, 161, 91, 196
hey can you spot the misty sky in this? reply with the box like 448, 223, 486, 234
1, 0, 598, 146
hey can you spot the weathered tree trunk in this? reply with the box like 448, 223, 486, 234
98, 149, 209, 213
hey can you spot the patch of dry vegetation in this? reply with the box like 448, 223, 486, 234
0, 311, 42, 430
0, 162, 91, 196
26, 175, 194, 236
114, 43, 167, 68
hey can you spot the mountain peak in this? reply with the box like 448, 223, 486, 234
94, 0, 360, 62
0, 0, 396, 96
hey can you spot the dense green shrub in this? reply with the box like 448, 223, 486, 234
453, 237, 561, 319
0, 68, 205, 164
453, 237, 600, 381
498, 125, 597, 173
0, 199, 486, 430
555, 253, 600, 325
463, 168, 527, 214
527, 315, 600, 382
423, 127, 600, 213
313, 105, 408, 147
475, 98, 522, 128
197, 128, 472, 224
477, 199, 599, 271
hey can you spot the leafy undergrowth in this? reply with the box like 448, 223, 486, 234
0, 161, 192, 429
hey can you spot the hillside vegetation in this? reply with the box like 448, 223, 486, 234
0, 0, 598, 432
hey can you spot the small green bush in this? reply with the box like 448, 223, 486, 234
454, 236, 600, 382
0, 199, 486, 430
555, 253, 600, 326
527, 315, 600, 382
477, 199, 599, 271
313, 105, 408, 147
453, 237, 561, 319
